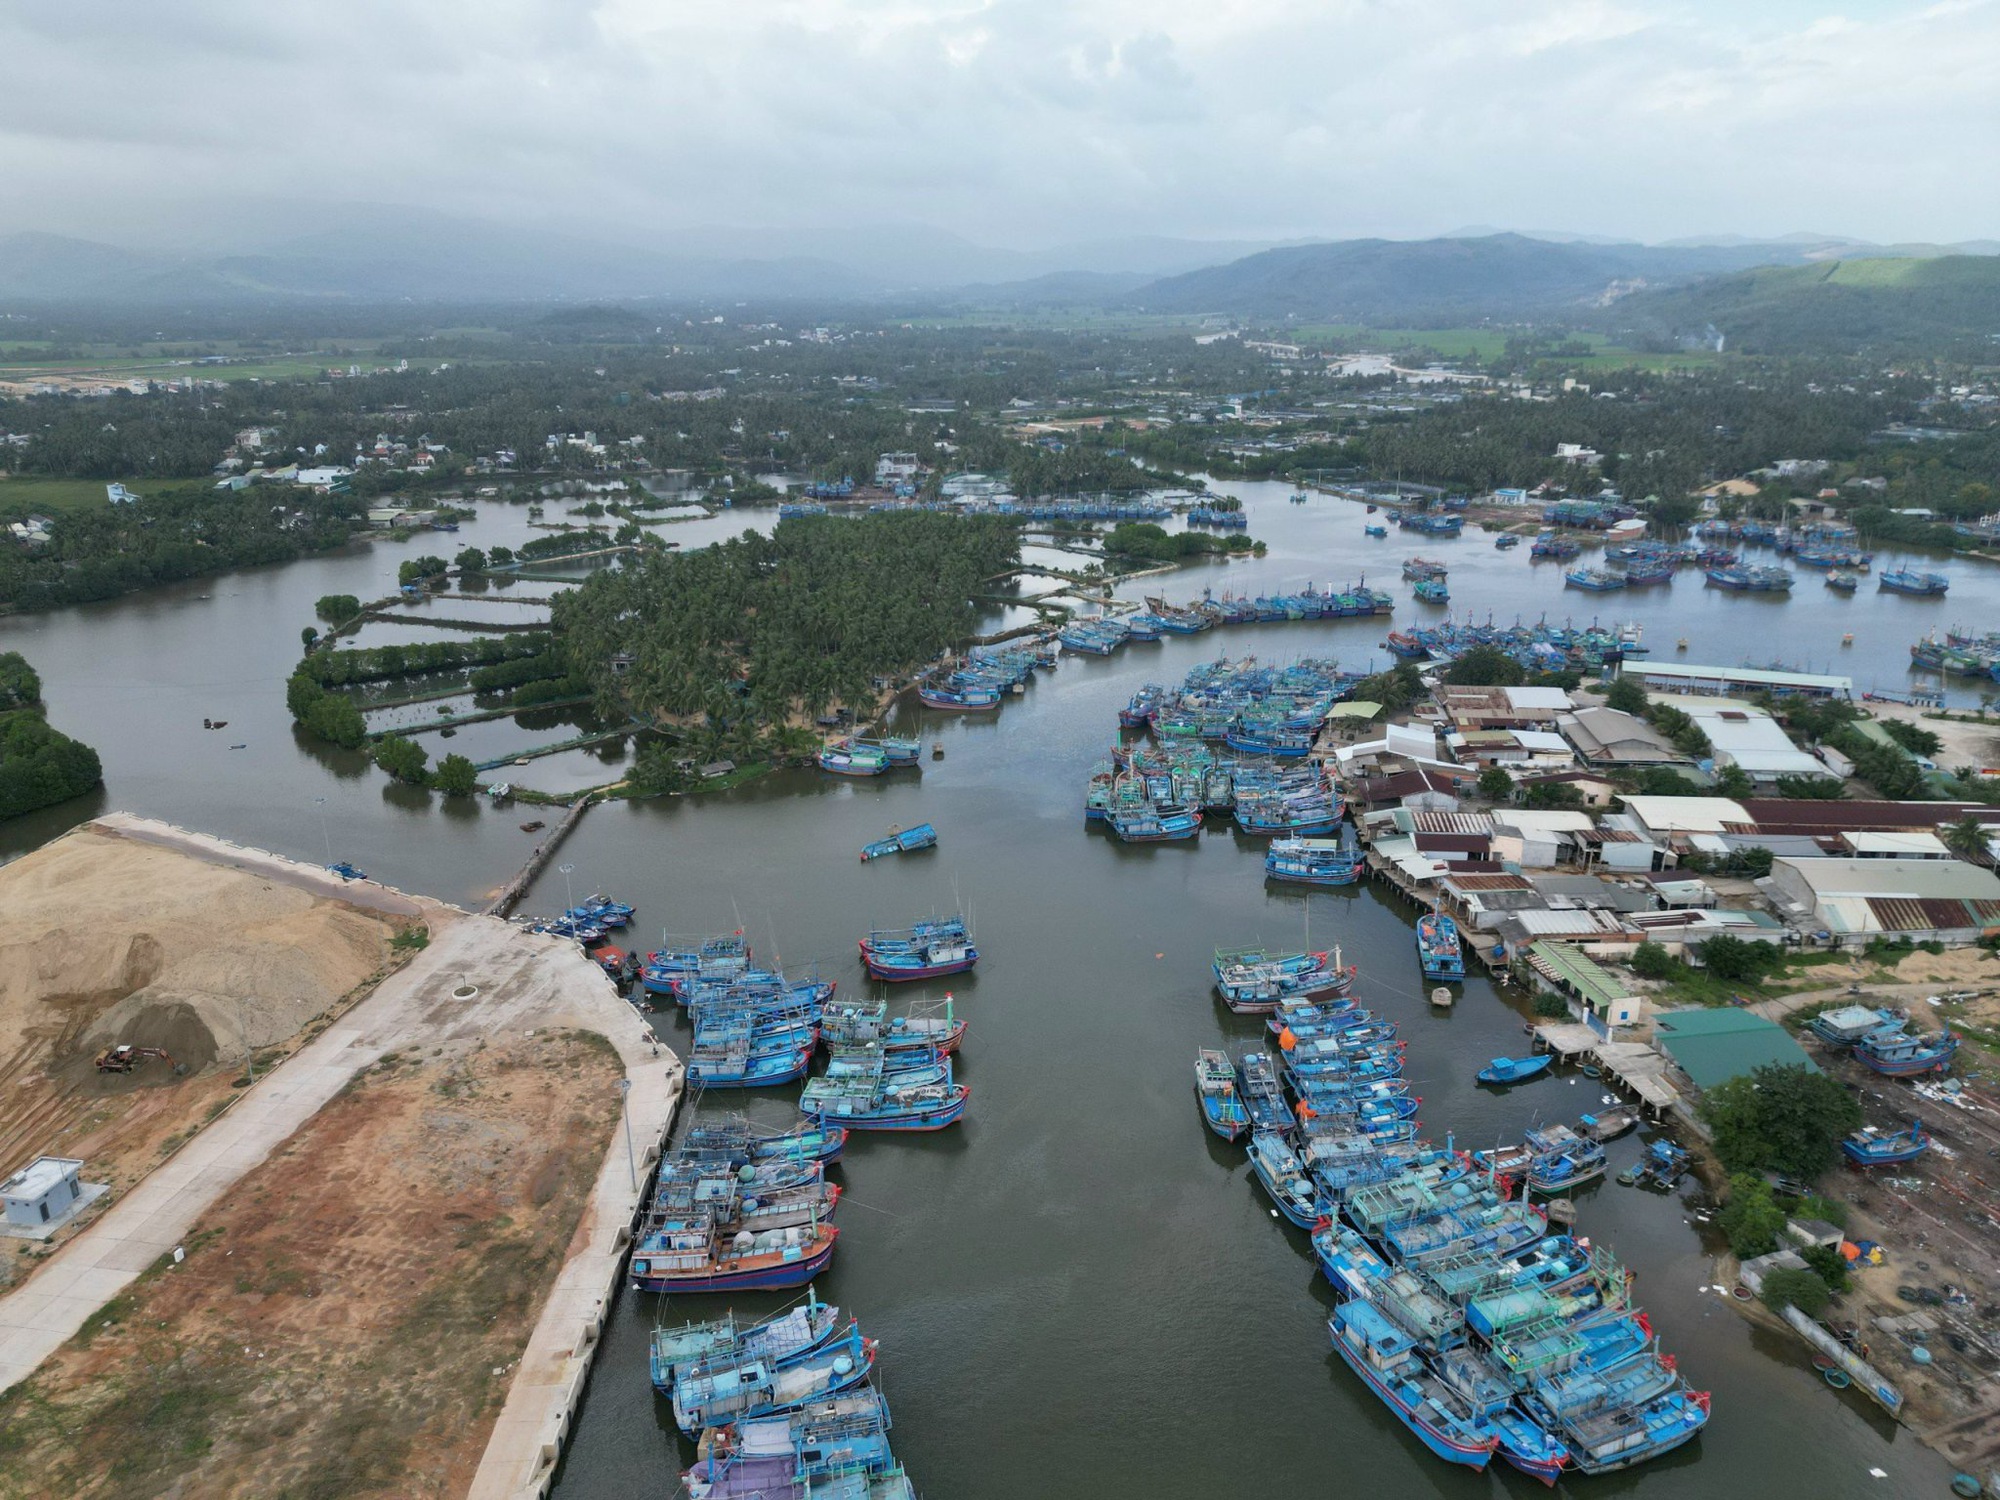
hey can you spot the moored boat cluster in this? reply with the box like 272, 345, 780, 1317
652, 1291, 920, 1499
1194, 979, 1711, 1479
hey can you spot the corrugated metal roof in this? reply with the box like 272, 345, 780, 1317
1445, 873, 1536, 891
1864, 897, 1935, 932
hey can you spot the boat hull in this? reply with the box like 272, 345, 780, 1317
632, 1235, 839, 1294
1330, 1322, 1496, 1470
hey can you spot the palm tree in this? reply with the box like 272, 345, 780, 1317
1943, 814, 1992, 863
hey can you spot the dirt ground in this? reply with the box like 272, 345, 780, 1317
0, 1028, 622, 1500
1794, 1024, 2000, 1475
1862, 700, 2000, 773
0, 826, 400, 1256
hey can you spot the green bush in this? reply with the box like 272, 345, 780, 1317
1630, 941, 1679, 979
1702, 1064, 1864, 1179
431, 753, 479, 797
1696, 933, 1785, 982
372, 734, 429, 785
1759, 1266, 1833, 1317
314, 593, 361, 624
1800, 1244, 1852, 1294
1719, 1174, 1787, 1258
0, 652, 43, 709
1533, 993, 1570, 1018
1603, 675, 1648, 714
0, 711, 102, 819
1878, 719, 1942, 757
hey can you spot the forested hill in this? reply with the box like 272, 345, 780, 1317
1119, 234, 1827, 321
554, 512, 1020, 724
1606, 256, 2000, 356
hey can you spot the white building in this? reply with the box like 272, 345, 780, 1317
874, 452, 922, 486
3, 1156, 84, 1230
1765, 857, 2000, 945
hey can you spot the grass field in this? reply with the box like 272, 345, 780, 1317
0, 477, 127, 515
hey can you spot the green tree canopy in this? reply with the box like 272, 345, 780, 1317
1443, 644, 1526, 687
431, 752, 479, 796
1702, 1064, 1864, 1180
1602, 675, 1649, 715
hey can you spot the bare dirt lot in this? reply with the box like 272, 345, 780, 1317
0, 827, 402, 1222
0, 1028, 622, 1500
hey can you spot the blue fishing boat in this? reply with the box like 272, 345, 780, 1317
859, 823, 937, 861
1415, 913, 1465, 981
1530, 534, 1581, 560
1107, 803, 1203, 842
1705, 565, 1794, 591
1841, 1119, 1930, 1166
1825, 570, 1860, 591
1619, 1137, 1691, 1189
1880, 570, 1950, 597
1214, 946, 1354, 1012
681, 1117, 848, 1166
916, 679, 1001, 711
629, 1215, 839, 1294
1476, 1054, 1553, 1086
680, 1386, 901, 1498
1414, 578, 1450, 604
686, 1018, 817, 1088
649, 1294, 843, 1394
858, 921, 978, 982
1329, 1302, 1499, 1470
1264, 836, 1361, 886
799, 1048, 970, 1130
1365, 524, 1389, 538
1194, 1048, 1251, 1141
1119, 685, 1163, 728
1246, 1129, 1323, 1226
670, 1322, 876, 1433
1854, 1026, 1958, 1076
1495, 534, 1521, 549
818, 740, 891, 777
819, 997, 965, 1057
326, 861, 366, 882
1522, 1124, 1608, 1194
1235, 1052, 1293, 1131
1564, 566, 1626, 592
652, 1158, 840, 1235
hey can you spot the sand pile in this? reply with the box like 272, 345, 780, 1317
0, 826, 396, 1177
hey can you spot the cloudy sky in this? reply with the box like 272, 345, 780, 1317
3, 0, 1995, 250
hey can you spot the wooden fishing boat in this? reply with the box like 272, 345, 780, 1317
860, 823, 937, 861
1194, 1048, 1251, 1141
1416, 913, 1465, 981
1840, 1119, 1930, 1167
649, 1293, 843, 1394
630, 1216, 840, 1294
670, 1322, 876, 1433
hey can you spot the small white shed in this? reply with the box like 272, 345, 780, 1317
3, 1156, 84, 1228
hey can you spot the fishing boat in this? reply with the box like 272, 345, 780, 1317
1530, 534, 1582, 560
1841, 1119, 1930, 1167
1414, 578, 1450, 604
670, 1322, 876, 1433
1247, 1130, 1323, 1226
1403, 558, 1449, 581
1705, 565, 1794, 592
819, 997, 966, 1057
1618, 1138, 1691, 1189
681, 1118, 848, 1167
630, 1215, 839, 1294
1522, 1125, 1608, 1195
326, 861, 366, 881
1476, 1054, 1553, 1086
1578, 1105, 1640, 1142
1495, 534, 1520, 549
1365, 524, 1388, 538
1564, 567, 1626, 592
1825, 570, 1860, 592
1107, 803, 1203, 842
1880, 570, 1950, 597
1119, 685, 1163, 728
1853, 1026, 1958, 1076
1264, 836, 1361, 886
859, 823, 937, 861
1415, 913, 1465, 981
650, 1294, 843, 1393
799, 1048, 970, 1130
1194, 1048, 1251, 1141
682, 1387, 902, 1499
1329, 1302, 1499, 1470
1214, 946, 1354, 1012
818, 741, 891, 777
858, 922, 978, 982
916, 679, 1001, 711
686, 1019, 818, 1089
1235, 1052, 1293, 1131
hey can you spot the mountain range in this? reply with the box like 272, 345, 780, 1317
0, 211, 1994, 354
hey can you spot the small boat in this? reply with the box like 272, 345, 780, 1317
587, 944, 627, 977
857, 923, 978, 982
799, 1048, 970, 1130
1415, 913, 1465, 981
1879, 569, 1949, 597
859, 823, 937, 861
1365, 524, 1388, 538
1853, 1026, 1959, 1077
1477, 1054, 1553, 1086
1430, 986, 1454, 1010
1247, 1130, 1323, 1227
1329, 1302, 1498, 1470
681, 1118, 848, 1166
1264, 836, 1361, 887
819, 996, 966, 1057
1414, 578, 1450, 605
817, 741, 891, 777
1618, 1138, 1692, 1190
1495, 534, 1520, 549
1825, 570, 1860, 591
1194, 1048, 1250, 1141
1565, 566, 1627, 592
326, 861, 366, 882
1107, 803, 1202, 843
1578, 1105, 1640, 1141
1840, 1119, 1930, 1167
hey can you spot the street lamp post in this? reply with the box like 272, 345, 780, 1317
559, 862, 576, 916
312, 797, 332, 863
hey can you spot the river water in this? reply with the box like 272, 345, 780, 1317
0, 479, 1971, 1497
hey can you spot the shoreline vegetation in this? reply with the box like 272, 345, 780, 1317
0, 651, 102, 820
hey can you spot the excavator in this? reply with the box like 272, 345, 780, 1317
93, 1044, 175, 1074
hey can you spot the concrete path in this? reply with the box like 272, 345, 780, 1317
0, 816, 684, 1427
1747, 980, 1976, 1024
